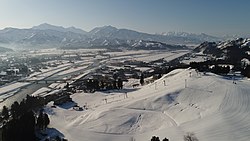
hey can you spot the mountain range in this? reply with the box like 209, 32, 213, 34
0, 23, 221, 50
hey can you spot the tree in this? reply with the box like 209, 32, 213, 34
10, 101, 20, 119
2, 111, 36, 141
2, 106, 9, 120
55, 135, 61, 141
184, 132, 199, 141
113, 80, 117, 89
242, 65, 250, 78
37, 110, 50, 130
113, 72, 118, 80
140, 73, 144, 85
157, 73, 162, 79
37, 110, 44, 130
151, 136, 160, 141
44, 113, 50, 129
117, 78, 123, 89
162, 138, 169, 141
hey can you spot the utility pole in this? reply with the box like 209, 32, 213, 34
124, 92, 128, 99
185, 79, 187, 88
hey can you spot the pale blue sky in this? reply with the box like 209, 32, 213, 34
0, 0, 249, 37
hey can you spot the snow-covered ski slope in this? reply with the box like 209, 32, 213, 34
47, 69, 250, 141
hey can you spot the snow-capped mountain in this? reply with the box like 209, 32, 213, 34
32, 23, 87, 34
89, 26, 221, 44
0, 26, 88, 48
194, 38, 250, 61
61, 38, 186, 50
0, 23, 221, 49
89, 25, 118, 37
161, 32, 219, 42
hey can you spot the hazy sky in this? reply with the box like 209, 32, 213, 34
0, 0, 249, 37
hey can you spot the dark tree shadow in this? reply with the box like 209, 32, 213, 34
100, 88, 139, 94
57, 101, 77, 109
36, 128, 65, 141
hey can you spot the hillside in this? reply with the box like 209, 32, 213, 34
44, 69, 250, 141
194, 38, 250, 63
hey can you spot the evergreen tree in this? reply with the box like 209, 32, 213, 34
2, 106, 9, 120
117, 78, 123, 89
55, 135, 61, 141
2, 111, 36, 141
140, 73, 144, 85
100, 81, 105, 89
162, 138, 169, 141
113, 80, 117, 89
158, 73, 162, 79
44, 113, 50, 129
37, 110, 50, 130
151, 136, 160, 141
242, 65, 250, 78
37, 111, 44, 130
10, 101, 20, 119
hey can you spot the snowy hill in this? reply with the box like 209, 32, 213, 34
194, 38, 250, 61
44, 69, 250, 141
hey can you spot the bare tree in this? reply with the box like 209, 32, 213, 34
184, 132, 199, 141
130, 137, 136, 141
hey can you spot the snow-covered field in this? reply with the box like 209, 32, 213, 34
107, 50, 189, 62
181, 55, 208, 65
45, 69, 250, 141
136, 50, 189, 62
0, 82, 31, 100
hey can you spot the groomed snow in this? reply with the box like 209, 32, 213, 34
45, 69, 250, 141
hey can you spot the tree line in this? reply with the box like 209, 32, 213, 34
81, 78, 124, 93
0, 95, 50, 141
150, 132, 198, 141
190, 60, 250, 78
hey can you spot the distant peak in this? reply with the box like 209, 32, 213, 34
31, 23, 87, 34
68, 26, 76, 29
32, 23, 63, 29
101, 25, 117, 30
39, 23, 51, 26
3, 27, 16, 30
89, 25, 118, 34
